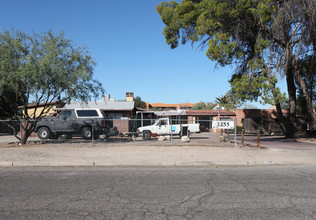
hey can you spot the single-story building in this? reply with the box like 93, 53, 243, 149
149, 103, 194, 111
19, 101, 65, 118
185, 110, 236, 132
234, 108, 308, 134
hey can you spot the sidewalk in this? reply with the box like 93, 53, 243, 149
0, 133, 315, 168
1, 143, 316, 167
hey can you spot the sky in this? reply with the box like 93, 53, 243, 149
0, 0, 283, 108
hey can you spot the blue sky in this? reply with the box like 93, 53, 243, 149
0, 0, 283, 108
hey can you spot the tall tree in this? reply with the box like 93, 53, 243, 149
0, 31, 27, 119
157, 0, 316, 137
296, 55, 316, 118
215, 92, 238, 110
134, 96, 147, 109
191, 101, 216, 110
0, 30, 104, 144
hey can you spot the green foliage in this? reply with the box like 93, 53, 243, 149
0, 29, 104, 143
191, 101, 216, 110
229, 73, 287, 106
0, 30, 27, 119
0, 29, 104, 120
214, 93, 239, 110
233, 125, 244, 134
134, 96, 147, 109
157, 0, 316, 136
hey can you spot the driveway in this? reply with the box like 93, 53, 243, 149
237, 134, 316, 150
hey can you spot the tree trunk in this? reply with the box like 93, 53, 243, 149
272, 78, 297, 138
294, 58, 316, 124
271, 72, 297, 138
275, 102, 297, 138
285, 66, 298, 127
20, 120, 35, 145
20, 132, 29, 145
275, 65, 298, 138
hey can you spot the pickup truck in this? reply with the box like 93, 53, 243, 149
137, 118, 200, 140
35, 108, 118, 140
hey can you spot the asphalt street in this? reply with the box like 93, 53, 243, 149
0, 166, 316, 219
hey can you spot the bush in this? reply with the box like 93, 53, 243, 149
233, 126, 244, 134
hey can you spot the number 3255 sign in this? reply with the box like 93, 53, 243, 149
212, 121, 235, 129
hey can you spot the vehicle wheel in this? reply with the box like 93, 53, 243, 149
143, 131, 151, 140
38, 127, 51, 139
59, 134, 72, 139
99, 133, 108, 140
81, 127, 92, 139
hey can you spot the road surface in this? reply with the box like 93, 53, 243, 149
0, 166, 316, 219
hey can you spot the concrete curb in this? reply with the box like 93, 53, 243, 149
0, 162, 301, 168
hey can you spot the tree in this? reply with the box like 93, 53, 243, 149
241, 104, 258, 109
214, 93, 239, 110
296, 55, 316, 118
157, 0, 316, 137
0, 30, 104, 144
0, 31, 27, 120
191, 101, 216, 110
134, 96, 147, 109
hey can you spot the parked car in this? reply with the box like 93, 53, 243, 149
35, 108, 118, 140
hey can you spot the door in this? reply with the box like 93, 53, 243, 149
53, 110, 75, 132
155, 119, 170, 135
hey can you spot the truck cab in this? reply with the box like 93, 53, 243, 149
137, 118, 200, 140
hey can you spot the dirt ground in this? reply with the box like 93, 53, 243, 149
0, 132, 315, 148
296, 137, 316, 144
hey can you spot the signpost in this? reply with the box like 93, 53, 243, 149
212, 119, 237, 148
212, 121, 235, 129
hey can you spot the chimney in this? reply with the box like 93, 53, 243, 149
102, 94, 110, 102
126, 92, 134, 102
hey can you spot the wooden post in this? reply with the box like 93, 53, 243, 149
241, 129, 245, 146
257, 130, 261, 149
92, 125, 95, 147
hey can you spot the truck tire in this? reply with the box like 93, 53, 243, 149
143, 130, 151, 140
59, 134, 72, 139
99, 133, 108, 140
38, 127, 51, 139
81, 127, 92, 139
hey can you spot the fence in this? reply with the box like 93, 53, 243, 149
0, 118, 238, 146
0, 120, 20, 134
0, 117, 308, 145
243, 117, 307, 135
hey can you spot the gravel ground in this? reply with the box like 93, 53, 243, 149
0, 132, 316, 167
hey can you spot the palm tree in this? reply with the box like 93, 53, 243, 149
215, 93, 238, 110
